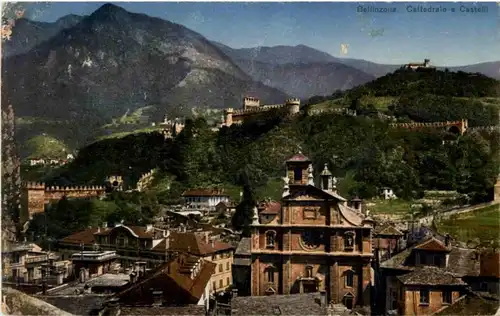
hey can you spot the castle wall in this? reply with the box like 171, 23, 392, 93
21, 183, 106, 221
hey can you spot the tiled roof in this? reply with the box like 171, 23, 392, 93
231, 293, 327, 316
446, 247, 480, 277
116, 254, 216, 304
153, 231, 235, 256
286, 152, 311, 162
119, 306, 206, 315
414, 237, 450, 252
59, 228, 98, 245
216, 201, 237, 208
259, 201, 281, 215
181, 188, 229, 197
397, 266, 466, 286
94, 225, 160, 239
373, 223, 404, 236
235, 238, 251, 256
37, 294, 109, 316
434, 293, 500, 316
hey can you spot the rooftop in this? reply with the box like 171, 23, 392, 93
286, 152, 311, 163
259, 200, 281, 215
37, 294, 110, 316
434, 292, 500, 316
397, 266, 466, 286
182, 188, 229, 197
118, 305, 206, 315
153, 231, 235, 256
231, 293, 327, 316
116, 254, 216, 304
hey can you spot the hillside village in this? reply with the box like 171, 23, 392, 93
2, 3, 500, 316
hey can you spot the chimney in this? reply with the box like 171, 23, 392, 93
102, 222, 108, 228
146, 224, 153, 232
211, 239, 215, 248
205, 231, 210, 244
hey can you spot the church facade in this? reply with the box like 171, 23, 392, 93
250, 153, 374, 310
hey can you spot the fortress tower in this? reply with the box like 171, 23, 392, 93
494, 174, 500, 203
285, 98, 301, 115
224, 108, 234, 127
106, 175, 123, 191
243, 97, 260, 110
20, 182, 46, 223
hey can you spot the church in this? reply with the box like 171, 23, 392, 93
250, 152, 374, 310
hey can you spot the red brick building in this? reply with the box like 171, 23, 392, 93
250, 153, 374, 310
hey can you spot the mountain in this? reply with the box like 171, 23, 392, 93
2, 4, 289, 146
2, 15, 84, 57
215, 42, 500, 81
446, 61, 500, 81
214, 42, 376, 97
213, 42, 341, 65
231, 59, 375, 98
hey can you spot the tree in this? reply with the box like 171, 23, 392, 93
232, 183, 257, 237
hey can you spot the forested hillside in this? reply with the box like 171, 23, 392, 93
31, 69, 500, 243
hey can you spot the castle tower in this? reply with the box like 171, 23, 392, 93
285, 98, 301, 116
106, 176, 123, 191
224, 108, 233, 127
243, 97, 260, 111
20, 182, 46, 223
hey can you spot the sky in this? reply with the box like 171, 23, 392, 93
19, 1, 500, 66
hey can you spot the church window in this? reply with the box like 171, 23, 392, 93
293, 168, 302, 181
300, 231, 322, 250
266, 231, 276, 248
266, 267, 275, 283
344, 231, 355, 251
345, 270, 354, 287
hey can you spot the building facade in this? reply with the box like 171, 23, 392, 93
182, 188, 231, 211
250, 153, 374, 311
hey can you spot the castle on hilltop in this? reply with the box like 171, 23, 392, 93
222, 97, 301, 127
405, 58, 435, 70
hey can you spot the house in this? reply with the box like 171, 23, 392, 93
215, 201, 237, 216
232, 237, 251, 296
165, 230, 236, 294
381, 188, 397, 200
373, 222, 406, 262
71, 250, 119, 278
378, 236, 499, 315
57, 223, 171, 268
2, 241, 62, 284
182, 188, 230, 211
109, 253, 216, 313
250, 155, 374, 312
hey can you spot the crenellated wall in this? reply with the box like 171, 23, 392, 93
20, 182, 106, 222
389, 119, 468, 135
223, 97, 301, 127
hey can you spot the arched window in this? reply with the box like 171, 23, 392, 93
266, 231, 276, 248
265, 266, 275, 283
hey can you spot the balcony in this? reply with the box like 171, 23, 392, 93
25, 255, 57, 264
